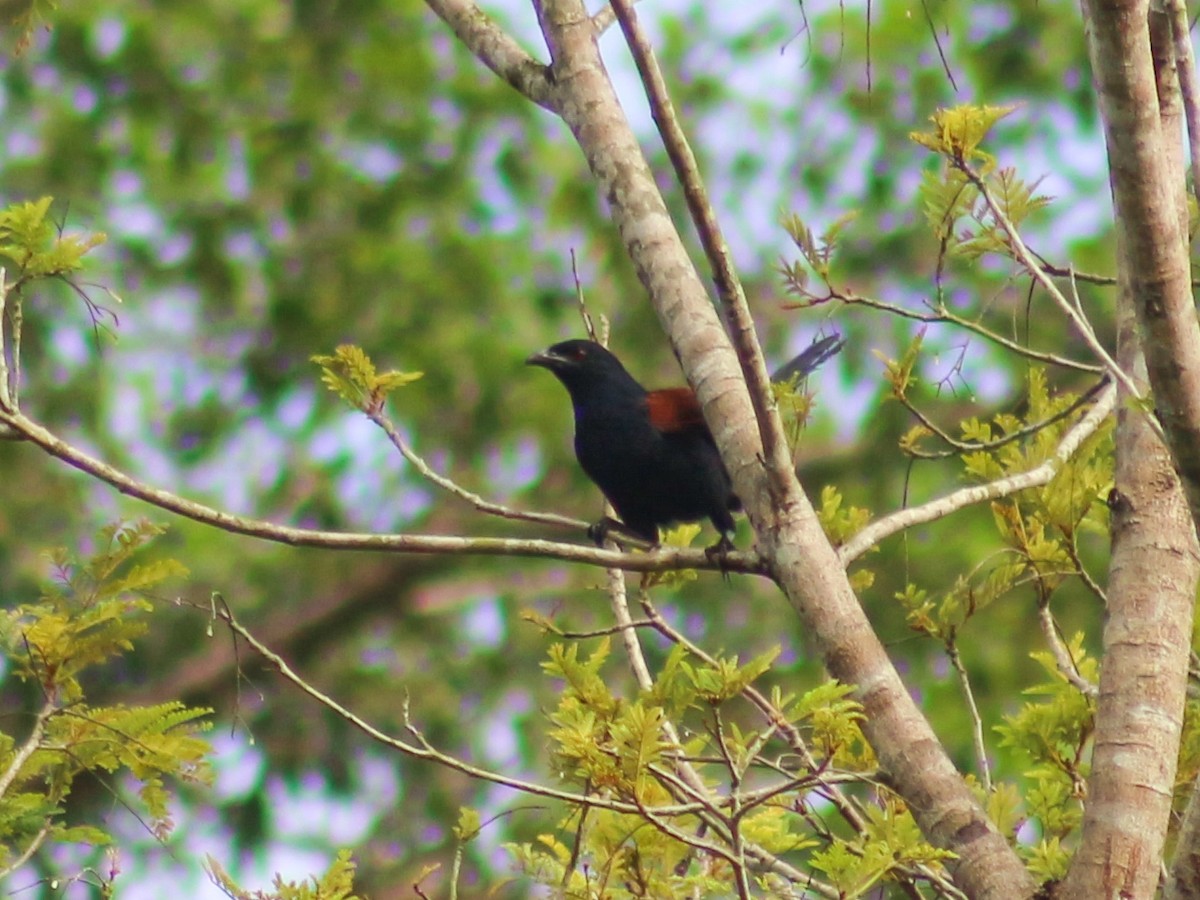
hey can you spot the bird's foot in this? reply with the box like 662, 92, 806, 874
587, 519, 611, 545
589, 517, 658, 549
704, 534, 736, 577
588, 517, 635, 546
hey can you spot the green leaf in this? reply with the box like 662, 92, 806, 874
910, 103, 1017, 165
0, 196, 106, 277
454, 806, 481, 840
312, 344, 423, 412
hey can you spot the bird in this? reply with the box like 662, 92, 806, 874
527, 334, 843, 555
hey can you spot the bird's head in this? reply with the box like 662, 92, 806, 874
526, 339, 642, 399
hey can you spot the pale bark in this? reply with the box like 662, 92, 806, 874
1170, 783, 1200, 897
1065, 254, 1196, 900
518, 0, 1034, 894
1083, 0, 1200, 526
423, 0, 555, 110
1064, 3, 1200, 897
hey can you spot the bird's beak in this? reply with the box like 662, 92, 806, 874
526, 348, 562, 369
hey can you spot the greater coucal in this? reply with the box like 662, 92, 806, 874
527, 335, 842, 553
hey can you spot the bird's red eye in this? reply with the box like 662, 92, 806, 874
573, 347, 587, 359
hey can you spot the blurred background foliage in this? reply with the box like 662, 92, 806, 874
0, 0, 1115, 895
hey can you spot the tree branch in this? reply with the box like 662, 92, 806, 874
212, 597, 715, 818
0, 406, 764, 575
839, 382, 1116, 564
608, 0, 790, 488
1083, 0, 1200, 530
1067, 6, 1200, 893
792, 285, 1105, 376
365, 403, 596, 534
1165, 0, 1200, 211
524, 0, 1033, 893
422, 0, 556, 111
960, 165, 1148, 411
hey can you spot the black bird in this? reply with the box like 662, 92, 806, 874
527, 335, 842, 552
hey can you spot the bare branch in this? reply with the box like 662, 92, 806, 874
365, 403, 594, 534
839, 382, 1116, 565
899, 376, 1110, 462
1166, 0, 1200, 212
790, 288, 1104, 375
0, 269, 9, 408
608, 0, 791, 485
590, 0, 642, 36
0, 699, 56, 798
946, 641, 992, 791
1036, 603, 1097, 698
960, 165, 1149, 411
0, 406, 765, 575
0, 822, 51, 881
213, 598, 712, 818
423, 0, 556, 111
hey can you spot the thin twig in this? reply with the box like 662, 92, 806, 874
787, 288, 1104, 375
946, 639, 991, 791
899, 376, 1110, 461
1036, 602, 1098, 697
590, 0, 642, 35
0, 822, 51, 881
569, 248, 598, 343
961, 163, 1149, 414
1037, 261, 1118, 285
0, 699, 55, 798
1064, 536, 1108, 606
9, 277, 21, 410
608, 0, 792, 486
0, 699, 57, 879
711, 711, 754, 900
0, 407, 765, 575
839, 382, 1116, 564
1166, 0, 1200, 212
212, 600, 711, 817
541, 618, 658, 640
0, 267, 14, 417
603, 552, 654, 691
365, 405, 593, 534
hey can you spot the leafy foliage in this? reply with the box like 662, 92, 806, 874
913, 105, 1052, 262
991, 634, 1097, 874
810, 799, 956, 897
778, 209, 859, 298
0, 196, 106, 282
910, 103, 1017, 167
312, 344, 424, 414
0, 522, 212, 875
207, 849, 360, 900
898, 370, 1111, 641
508, 634, 954, 894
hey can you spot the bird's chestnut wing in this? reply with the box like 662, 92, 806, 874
645, 387, 706, 434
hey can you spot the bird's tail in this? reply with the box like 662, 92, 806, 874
771, 333, 845, 383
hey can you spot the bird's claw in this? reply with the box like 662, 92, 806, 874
587, 519, 611, 546
704, 535, 736, 582
704, 534, 736, 564
588, 517, 659, 550
588, 517, 637, 547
